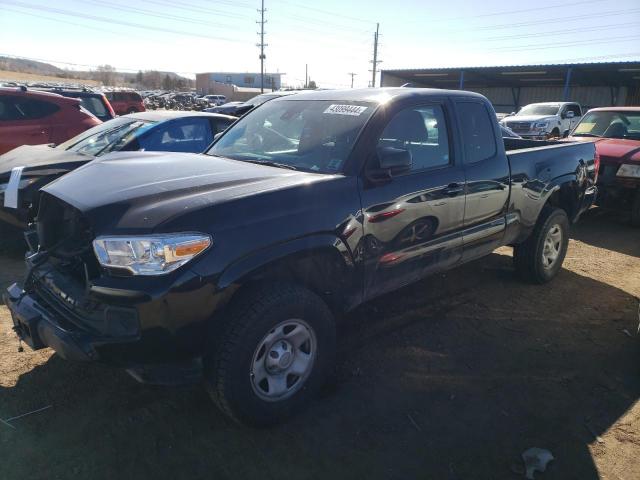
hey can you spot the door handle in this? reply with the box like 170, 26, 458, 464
443, 183, 464, 196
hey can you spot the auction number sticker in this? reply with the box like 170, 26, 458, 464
4, 166, 24, 209
324, 104, 368, 116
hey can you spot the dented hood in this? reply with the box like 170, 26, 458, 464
41, 151, 329, 232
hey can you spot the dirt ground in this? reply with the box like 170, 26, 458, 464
0, 208, 638, 480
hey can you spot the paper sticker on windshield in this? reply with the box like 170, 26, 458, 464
4, 166, 24, 209
324, 104, 368, 116
574, 122, 595, 134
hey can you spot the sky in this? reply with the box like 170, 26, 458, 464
0, 0, 639, 89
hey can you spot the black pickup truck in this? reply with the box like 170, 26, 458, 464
4, 88, 597, 425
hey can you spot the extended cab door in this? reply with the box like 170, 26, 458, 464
359, 100, 466, 299
454, 100, 510, 262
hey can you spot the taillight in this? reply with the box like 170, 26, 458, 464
593, 150, 600, 183
102, 94, 116, 118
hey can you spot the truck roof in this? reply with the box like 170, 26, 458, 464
272, 87, 487, 104
525, 101, 578, 106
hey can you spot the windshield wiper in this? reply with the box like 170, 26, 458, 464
242, 160, 299, 171
573, 133, 601, 137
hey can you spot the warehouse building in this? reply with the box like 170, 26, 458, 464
380, 62, 640, 114
196, 71, 283, 93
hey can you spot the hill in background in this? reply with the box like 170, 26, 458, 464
0, 56, 195, 89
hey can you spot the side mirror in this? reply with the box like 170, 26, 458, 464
367, 146, 412, 182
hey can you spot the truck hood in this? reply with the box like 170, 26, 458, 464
568, 137, 640, 164
0, 144, 93, 181
42, 151, 333, 233
503, 115, 557, 124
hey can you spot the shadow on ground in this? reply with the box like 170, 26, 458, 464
1, 247, 638, 479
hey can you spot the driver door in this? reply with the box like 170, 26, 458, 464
359, 102, 466, 300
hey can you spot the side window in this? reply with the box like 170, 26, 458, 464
0, 97, 22, 121
377, 105, 450, 172
13, 99, 59, 120
211, 118, 232, 134
456, 102, 497, 163
141, 118, 214, 153
569, 104, 581, 116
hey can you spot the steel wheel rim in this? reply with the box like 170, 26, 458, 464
250, 319, 317, 402
542, 223, 562, 269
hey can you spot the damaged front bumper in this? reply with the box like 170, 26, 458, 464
5, 282, 109, 362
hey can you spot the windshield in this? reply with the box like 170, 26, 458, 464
207, 99, 375, 173
57, 118, 156, 156
573, 111, 640, 140
517, 104, 560, 116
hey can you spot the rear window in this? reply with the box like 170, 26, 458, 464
0, 96, 59, 120
457, 102, 497, 163
79, 97, 108, 118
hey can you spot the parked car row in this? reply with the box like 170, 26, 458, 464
1, 87, 602, 427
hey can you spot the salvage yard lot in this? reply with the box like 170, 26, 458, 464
0, 208, 638, 480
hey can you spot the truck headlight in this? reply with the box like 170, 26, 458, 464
533, 122, 548, 130
616, 164, 640, 178
93, 233, 212, 275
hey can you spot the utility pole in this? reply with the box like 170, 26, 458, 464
305, 64, 308, 88
348, 72, 357, 88
370, 23, 381, 88
257, 0, 267, 93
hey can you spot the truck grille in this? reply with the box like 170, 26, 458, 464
505, 121, 532, 132
35, 192, 101, 286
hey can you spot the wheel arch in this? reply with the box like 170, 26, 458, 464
217, 234, 359, 314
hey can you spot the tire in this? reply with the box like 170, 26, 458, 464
204, 283, 336, 426
127, 108, 137, 114
513, 207, 570, 284
547, 128, 560, 139
631, 190, 640, 228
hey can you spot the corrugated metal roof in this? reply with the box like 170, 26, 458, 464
382, 60, 640, 73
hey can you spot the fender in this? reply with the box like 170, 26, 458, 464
545, 170, 587, 222
217, 233, 358, 294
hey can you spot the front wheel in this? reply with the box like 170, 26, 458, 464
204, 283, 336, 426
514, 207, 570, 284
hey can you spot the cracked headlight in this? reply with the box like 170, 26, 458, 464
93, 233, 212, 275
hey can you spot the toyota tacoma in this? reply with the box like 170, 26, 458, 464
5, 88, 597, 425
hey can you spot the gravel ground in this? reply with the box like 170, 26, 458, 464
0, 208, 638, 480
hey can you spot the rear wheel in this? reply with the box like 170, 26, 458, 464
204, 283, 336, 426
514, 207, 569, 284
127, 107, 138, 114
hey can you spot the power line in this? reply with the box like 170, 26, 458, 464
407, 0, 605, 23
470, 7, 640, 31
479, 22, 639, 42
490, 35, 640, 52
270, 0, 376, 25
0, 0, 246, 42
80, 0, 240, 30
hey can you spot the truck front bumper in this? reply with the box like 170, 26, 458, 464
4, 283, 103, 362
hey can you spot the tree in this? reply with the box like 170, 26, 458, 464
136, 70, 143, 84
162, 74, 173, 90
95, 64, 116, 86
307, 79, 317, 89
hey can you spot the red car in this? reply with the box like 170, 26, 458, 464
0, 87, 101, 155
569, 107, 640, 225
104, 90, 145, 115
